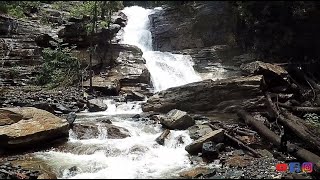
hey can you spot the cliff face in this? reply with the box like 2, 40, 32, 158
149, 1, 237, 52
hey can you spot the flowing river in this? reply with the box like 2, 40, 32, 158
33, 6, 205, 179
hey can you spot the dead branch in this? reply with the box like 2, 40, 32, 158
237, 109, 320, 173
277, 102, 320, 113
224, 133, 261, 158
265, 92, 320, 152
155, 129, 170, 145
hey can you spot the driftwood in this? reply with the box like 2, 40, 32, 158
206, 122, 261, 157
265, 92, 320, 152
270, 93, 294, 100
277, 102, 320, 113
235, 129, 256, 136
237, 109, 320, 173
155, 129, 170, 145
224, 133, 261, 158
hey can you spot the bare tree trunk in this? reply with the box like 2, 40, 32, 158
89, 1, 98, 93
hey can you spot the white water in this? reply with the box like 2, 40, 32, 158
32, 6, 204, 179
34, 100, 193, 179
121, 6, 202, 92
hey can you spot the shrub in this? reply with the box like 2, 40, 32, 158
36, 45, 82, 88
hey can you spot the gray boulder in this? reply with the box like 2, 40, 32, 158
160, 109, 195, 130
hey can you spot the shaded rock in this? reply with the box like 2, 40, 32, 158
95, 117, 112, 124
142, 75, 264, 113
33, 103, 55, 114
188, 124, 213, 140
87, 99, 108, 112
149, 2, 236, 52
0, 107, 69, 149
71, 122, 130, 139
53, 103, 72, 114
0, 109, 23, 126
185, 129, 224, 155
240, 61, 290, 90
80, 44, 151, 96
240, 61, 288, 76
202, 141, 219, 161
179, 167, 216, 179
66, 112, 76, 125
159, 109, 195, 130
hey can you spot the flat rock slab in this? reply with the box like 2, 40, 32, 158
0, 107, 69, 149
185, 129, 224, 155
142, 75, 264, 113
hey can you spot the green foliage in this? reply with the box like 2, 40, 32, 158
36, 45, 81, 88
0, 1, 41, 19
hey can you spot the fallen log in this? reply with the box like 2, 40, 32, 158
224, 133, 261, 158
155, 129, 170, 145
270, 93, 294, 100
237, 109, 320, 173
235, 129, 256, 136
265, 92, 320, 152
277, 102, 320, 113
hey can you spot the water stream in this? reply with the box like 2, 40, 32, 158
32, 6, 206, 179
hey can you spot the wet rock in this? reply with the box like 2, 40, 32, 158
9, 157, 57, 179
131, 114, 140, 118
0, 107, 69, 150
66, 112, 77, 125
71, 122, 130, 139
159, 109, 195, 130
53, 103, 72, 114
202, 141, 219, 162
87, 99, 108, 112
179, 167, 216, 178
188, 124, 213, 140
142, 75, 264, 113
185, 129, 224, 155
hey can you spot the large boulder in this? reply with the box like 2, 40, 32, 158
240, 61, 290, 90
159, 109, 195, 130
142, 75, 265, 113
0, 107, 69, 149
87, 99, 108, 112
71, 122, 130, 139
185, 129, 224, 155
188, 124, 213, 140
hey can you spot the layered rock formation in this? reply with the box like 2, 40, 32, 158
142, 75, 265, 113
0, 107, 69, 150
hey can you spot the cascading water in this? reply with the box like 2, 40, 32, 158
121, 6, 202, 92
32, 6, 200, 178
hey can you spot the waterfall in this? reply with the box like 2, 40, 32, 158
121, 6, 202, 92
30, 6, 204, 179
